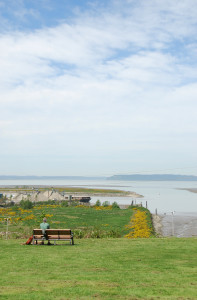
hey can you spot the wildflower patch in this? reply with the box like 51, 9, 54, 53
94, 205, 112, 211
125, 208, 152, 238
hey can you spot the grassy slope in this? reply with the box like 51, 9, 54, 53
0, 206, 134, 238
0, 238, 197, 299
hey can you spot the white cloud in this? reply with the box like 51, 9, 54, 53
0, 0, 197, 175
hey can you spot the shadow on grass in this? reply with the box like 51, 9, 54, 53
23, 243, 77, 246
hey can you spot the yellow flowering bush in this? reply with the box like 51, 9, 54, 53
45, 214, 53, 218
33, 206, 42, 210
0, 208, 12, 216
22, 214, 36, 221
13, 217, 22, 223
18, 208, 32, 214
125, 209, 151, 238
8, 211, 16, 216
94, 206, 112, 211
33, 204, 60, 210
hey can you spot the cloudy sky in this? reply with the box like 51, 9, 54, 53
0, 0, 197, 176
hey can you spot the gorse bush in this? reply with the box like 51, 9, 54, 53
125, 207, 153, 238
94, 205, 112, 210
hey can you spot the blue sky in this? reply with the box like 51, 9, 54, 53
0, 0, 197, 176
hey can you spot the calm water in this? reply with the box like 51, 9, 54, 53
0, 179, 197, 213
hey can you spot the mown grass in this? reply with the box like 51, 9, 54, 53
0, 238, 197, 299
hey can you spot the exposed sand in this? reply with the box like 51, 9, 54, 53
161, 213, 197, 237
176, 188, 197, 194
152, 213, 197, 237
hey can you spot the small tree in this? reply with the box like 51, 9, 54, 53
102, 201, 110, 207
0, 195, 7, 206
112, 201, 120, 209
95, 200, 101, 207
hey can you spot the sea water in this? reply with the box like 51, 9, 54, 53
0, 179, 197, 213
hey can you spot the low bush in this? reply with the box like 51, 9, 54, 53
102, 201, 110, 207
73, 227, 122, 238
112, 201, 120, 209
19, 199, 34, 209
61, 200, 69, 207
95, 200, 101, 206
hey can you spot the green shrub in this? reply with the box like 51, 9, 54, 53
112, 202, 120, 209
102, 201, 110, 207
20, 199, 33, 209
35, 200, 60, 206
70, 201, 78, 206
73, 229, 85, 239
95, 200, 101, 206
61, 200, 69, 207
73, 227, 122, 239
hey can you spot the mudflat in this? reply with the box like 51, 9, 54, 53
161, 212, 197, 237
177, 188, 197, 193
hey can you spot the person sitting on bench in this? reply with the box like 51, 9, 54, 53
40, 217, 50, 244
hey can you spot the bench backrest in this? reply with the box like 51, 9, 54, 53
33, 229, 43, 235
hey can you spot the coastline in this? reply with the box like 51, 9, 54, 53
0, 187, 143, 204
177, 188, 197, 194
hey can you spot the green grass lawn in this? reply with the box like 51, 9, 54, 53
0, 238, 197, 299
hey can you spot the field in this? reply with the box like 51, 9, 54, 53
0, 205, 142, 239
1, 205, 196, 299
0, 238, 197, 299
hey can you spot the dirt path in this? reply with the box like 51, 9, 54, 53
152, 214, 163, 236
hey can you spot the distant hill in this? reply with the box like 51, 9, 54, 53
1, 174, 197, 181
107, 174, 197, 181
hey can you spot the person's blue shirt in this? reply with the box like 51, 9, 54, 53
40, 221, 50, 237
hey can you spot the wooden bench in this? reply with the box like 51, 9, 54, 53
33, 229, 74, 245
33, 229, 44, 244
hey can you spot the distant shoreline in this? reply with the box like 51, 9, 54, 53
0, 185, 143, 199
177, 188, 197, 194
1, 174, 197, 181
